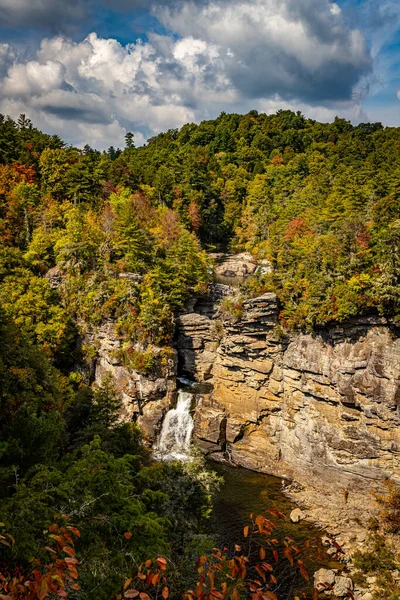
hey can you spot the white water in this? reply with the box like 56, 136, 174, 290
154, 390, 194, 461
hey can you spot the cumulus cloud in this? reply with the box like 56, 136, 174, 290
157, 0, 372, 103
0, 0, 375, 148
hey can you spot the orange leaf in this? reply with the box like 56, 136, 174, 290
139, 593, 151, 600
259, 548, 266, 560
157, 557, 167, 570
124, 579, 132, 591
300, 567, 309, 582
67, 526, 81, 538
232, 588, 241, 600
62, 546, 75, 557
262, 593, 278, 600
124, 532, 133, 540
255, 566, 265, 582
162, 587, 169, 599
243, 526, 249, 538
124, 591, 139, 598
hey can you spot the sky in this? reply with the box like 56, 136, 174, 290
0, 0, 399, 149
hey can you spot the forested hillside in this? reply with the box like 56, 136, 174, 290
2, 110, 399, 335
1, 110, 400, 598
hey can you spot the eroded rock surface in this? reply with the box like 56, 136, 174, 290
193, 294, 400, 494
82, 320, 177, 440
211, 252, 258, 278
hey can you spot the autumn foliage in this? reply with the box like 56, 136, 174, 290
0, 521, 80, 600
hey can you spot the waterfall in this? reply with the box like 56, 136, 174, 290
154, 390, 194, 461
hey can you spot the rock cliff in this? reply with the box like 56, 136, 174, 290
81, 320, 177, 441
179, 292, 400, 496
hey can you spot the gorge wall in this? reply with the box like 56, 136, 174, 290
84, 269, 400, 497
82, 320, 177, 440
178, 291, 400, 495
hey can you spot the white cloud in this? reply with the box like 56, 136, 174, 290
2, 60, 66, 97
156, 0, 371, 102
0, 43, 15, 77
0, 0, 374, 149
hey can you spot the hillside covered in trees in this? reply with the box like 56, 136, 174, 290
1, 110, 399, 336
1, 109, 400, 599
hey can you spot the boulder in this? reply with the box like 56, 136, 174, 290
290, 508, 304, 523
314, 568, 336, 590
333, 575, 353, 597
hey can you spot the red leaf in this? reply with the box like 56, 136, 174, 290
62, 546, 75, 557
67, 526, 81, 538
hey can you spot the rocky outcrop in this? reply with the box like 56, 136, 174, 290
187, 292, 400, 499
82, 320, 177, 441
211, 252, 258, 278
176, 313, 218, 382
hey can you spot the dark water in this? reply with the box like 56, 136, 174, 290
207, 462, 336, 599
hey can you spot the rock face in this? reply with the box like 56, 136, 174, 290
212, 252, 258, 278
82, 320, 177, 441
314, 569, 353, 597
185, 291, 400, 497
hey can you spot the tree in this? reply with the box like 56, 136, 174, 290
125, 132, 135, 149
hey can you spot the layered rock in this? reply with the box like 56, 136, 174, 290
82, 320, 177, 441
191, 293, 400, 495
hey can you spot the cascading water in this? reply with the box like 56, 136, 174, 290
154, 390, 194, 461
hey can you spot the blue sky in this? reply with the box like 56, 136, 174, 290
0, 0, 399, 149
